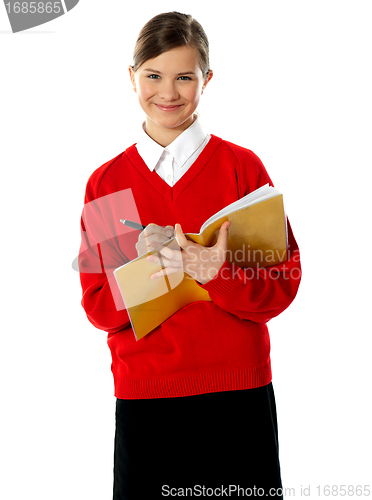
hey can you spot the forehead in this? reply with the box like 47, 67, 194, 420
141, 46, 200, 72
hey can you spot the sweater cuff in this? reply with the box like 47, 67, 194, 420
196, 260, 241, 296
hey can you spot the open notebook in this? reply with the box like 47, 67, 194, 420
114, 183, 288, 340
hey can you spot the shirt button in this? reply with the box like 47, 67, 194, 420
166, 175, 171, 180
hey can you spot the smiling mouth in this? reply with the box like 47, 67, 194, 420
154, 104, 183, 111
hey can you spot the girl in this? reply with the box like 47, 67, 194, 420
78, 11, 301, 500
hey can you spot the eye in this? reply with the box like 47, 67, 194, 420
146, 74, 192, 81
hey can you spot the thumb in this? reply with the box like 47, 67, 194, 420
216, 221, 231, 248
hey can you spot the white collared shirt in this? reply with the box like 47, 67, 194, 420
135, 113, 211, 187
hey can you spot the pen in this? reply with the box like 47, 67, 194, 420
120, 219, 174, 244
120, 219, 146, 231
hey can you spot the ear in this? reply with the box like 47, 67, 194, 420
201, 69, 213, 95
128, 65, 136, 92
206, 69, 213, 83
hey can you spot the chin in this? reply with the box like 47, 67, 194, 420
156, 120, 184, 129
154, 114, 185, 124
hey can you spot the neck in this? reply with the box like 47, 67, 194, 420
144, 114, 196, 147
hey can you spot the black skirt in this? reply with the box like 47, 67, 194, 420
113, 383, 283, 500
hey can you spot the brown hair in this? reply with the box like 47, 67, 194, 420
131, 11, 210, 82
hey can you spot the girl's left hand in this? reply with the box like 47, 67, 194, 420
145, 221, 231, 285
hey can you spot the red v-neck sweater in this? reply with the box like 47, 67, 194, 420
79, 134, 301, 399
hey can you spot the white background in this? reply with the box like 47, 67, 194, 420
1, 1, 371, 498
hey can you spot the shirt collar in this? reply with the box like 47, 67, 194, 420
135, 113, 207, 171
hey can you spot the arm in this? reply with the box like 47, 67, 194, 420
79, 216, 133, 334
78, 172, 137, 334
197, 144, 302, 323
196, 218, 301, 324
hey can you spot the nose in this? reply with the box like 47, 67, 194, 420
157, 79, 180, 102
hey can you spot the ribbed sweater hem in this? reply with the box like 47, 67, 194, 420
113, 363, 272, 399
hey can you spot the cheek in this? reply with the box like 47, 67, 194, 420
183, 85, 201, 103
138, 83, 154, 101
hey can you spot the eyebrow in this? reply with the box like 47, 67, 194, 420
143, 68, 196, 76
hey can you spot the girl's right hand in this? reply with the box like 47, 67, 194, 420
135, 223, 175, 257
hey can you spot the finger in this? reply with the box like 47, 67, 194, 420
138, 223, 160, 240
141, 233, 169, 254
147, 224, 175, 239
146, 253, 182, 268
164, 225, 175, 237
139, 226, 160, 253
151, 266, 183, 280
149, 241, 183, 262
215, 220, 231, 249
139, 224, 174, 241
175, 223, 189, 248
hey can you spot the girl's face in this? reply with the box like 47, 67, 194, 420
129, 46, 213, 135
